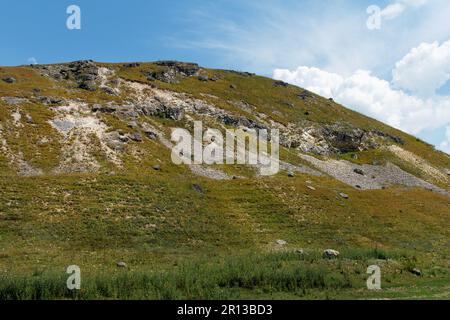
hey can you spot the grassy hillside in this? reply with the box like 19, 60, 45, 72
0, 61, 449, 299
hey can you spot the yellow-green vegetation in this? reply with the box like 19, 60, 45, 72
0, 62, 449, 300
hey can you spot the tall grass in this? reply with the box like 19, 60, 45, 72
0, 252, 355, 300
341, 247, 412, 261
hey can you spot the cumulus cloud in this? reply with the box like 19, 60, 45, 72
273, 67, 343, 98
273, 67, 450, 135
273, 40, 450, 143
392, 40, 450, 96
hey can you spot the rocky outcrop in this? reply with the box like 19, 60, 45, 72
147, 61, 200, 83
281, 122, 404, 155
36, 60, 100, 91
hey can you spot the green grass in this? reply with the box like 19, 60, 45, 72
3, 250, 443, 300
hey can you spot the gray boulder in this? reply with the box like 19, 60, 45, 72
129, 133, 143, 142
274, 80, 289, 87
323, 249, 340, 259
2, 77, 16, 84
410, 268, 422, 276
192, 184, 203, 194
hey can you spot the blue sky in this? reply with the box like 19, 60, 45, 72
1, 0, 450, 153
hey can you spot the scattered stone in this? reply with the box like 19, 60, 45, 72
123, 63, 140, 68
25, 114, 34, 124
197, 75, 209, 81
307, 185, 316, 191
116, 261, 127, 268
101, 86, 118, 95
355, 185, 362, 189
144, 130, 158, 140
2, 77, 16, 84
287, 171, 295, 177
352, 154, 359, 160
152, 165, 161, 171
295, 249, 305, 255
92, 104, 118, 113
410, 268, 422, 276
36, 137, 50, 146
230, 84, 237, 89
276, 240, 287, 246
37, 96, 63, 105
339, 193, 349, 199
226, 70, 255, 77
118, 133, 129, 143
323, 249, 340, 259
127, 121, 138, 129
298, 90, 313, 100
129, 133, 143, 142
79, 81, 97, 91
445, 169, 450, 176
274, 80, 289, 87
192, 184, 203, 194
354, 168, 364, 175
1, 97, 28, 105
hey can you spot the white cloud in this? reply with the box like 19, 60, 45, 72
381, 0, 428, 20
381, 3, 406, 20
273, 67, 343, 98
273, 40, 450, 140
439, 126, 450, 153
392, 40, 450, 96
273, 67, 450, 135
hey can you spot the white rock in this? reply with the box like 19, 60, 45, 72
323, 249, 340, 258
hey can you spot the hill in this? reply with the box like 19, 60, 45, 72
0, 60, 449, 299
